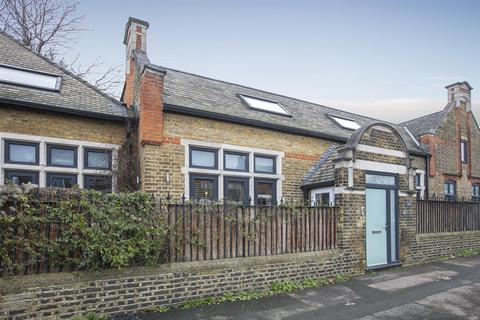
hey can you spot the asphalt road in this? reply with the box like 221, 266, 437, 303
140, 254, 480, 320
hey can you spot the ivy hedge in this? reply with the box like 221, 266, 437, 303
0, 183, 168, 276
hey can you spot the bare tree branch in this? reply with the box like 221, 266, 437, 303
0, 0, 122, 97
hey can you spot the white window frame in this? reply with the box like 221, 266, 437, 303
415, 170, 425, 198
328, 114, 361, 130
461, 139, 468, 164
181, 139, 284, 204
309, 187, 335, 206
0, 64, 62, 91
0, 132, 119, 189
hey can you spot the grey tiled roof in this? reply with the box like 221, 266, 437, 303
401, 103, 453, 137
0, 31, 128, 119
301, 144, 338, 187
157, 65, 425, 155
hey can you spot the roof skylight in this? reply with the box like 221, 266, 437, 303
239, 95, 291, 116
330, 115, 361, 130
0, 64, 62, 91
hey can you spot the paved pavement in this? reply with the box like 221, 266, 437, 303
140, 254, 480, 320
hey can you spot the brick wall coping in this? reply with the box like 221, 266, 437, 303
0, 249, 342, 295
416, 230, 480, 240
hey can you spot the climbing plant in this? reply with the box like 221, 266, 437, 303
0, 183, 167, 275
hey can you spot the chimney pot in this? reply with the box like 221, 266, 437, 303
445, 81, 473, 112
124, 17, 149, 75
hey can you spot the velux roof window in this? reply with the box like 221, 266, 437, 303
239, 95, 291, 116
329, 115, 361, 130
0, 64, 62, 91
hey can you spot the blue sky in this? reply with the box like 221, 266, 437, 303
71, 0, 480, 123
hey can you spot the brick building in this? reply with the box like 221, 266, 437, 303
0, 31, 132, 191
120, 17, 480, 269
0, 16, 478, 271
402, 81, 480, 201
121, 17, 427, 206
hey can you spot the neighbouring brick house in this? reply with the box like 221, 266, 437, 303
0, 31, 133, 191
402, 81, 480, 201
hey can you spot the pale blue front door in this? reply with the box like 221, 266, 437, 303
366, 188, 388, 267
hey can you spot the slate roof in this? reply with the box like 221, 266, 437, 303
0, 31, 129, 120
400, 102, 453, 137
151, 64, 426, 155
301, 144, 339, 187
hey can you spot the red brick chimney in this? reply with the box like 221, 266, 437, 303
123, 17, 149, 108
122, 17, 165, 146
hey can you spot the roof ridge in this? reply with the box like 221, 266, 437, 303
400, 102, 451, 125
154, 64, 402, 126
0, 30, 123, 106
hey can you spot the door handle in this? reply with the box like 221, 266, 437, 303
372, 230, 382, 234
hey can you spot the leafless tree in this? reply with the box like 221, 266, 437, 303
0, 0, 123, 96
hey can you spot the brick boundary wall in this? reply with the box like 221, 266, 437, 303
2, 232, 480, 319
0, 250, 358, 320
408, 231, 480, 264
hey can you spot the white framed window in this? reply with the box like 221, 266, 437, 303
181, 139, 284, 205
239, 95, 291, 116
0, 132, 119, 190
309, 187, 335, 207
461, 140, 468, 164
328, 114, 361, 130
415, 170, 425, 199
0, 64, 62, 91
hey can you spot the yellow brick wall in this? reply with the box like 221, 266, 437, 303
141, 113, 333, 200
0, 105, 126, 145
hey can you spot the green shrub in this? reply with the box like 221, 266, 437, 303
72, 313, 108, 320
0, 184, 168, 274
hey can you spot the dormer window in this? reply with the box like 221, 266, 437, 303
239, 95, 291, 116
0, 64, 62, 91
329, 115, 361, 130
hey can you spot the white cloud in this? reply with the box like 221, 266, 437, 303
320, 98, 480, 124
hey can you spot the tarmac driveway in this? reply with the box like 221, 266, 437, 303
140, 254, 480, 320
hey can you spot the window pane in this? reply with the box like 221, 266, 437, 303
48, 174, 77, 188
257, 182, 274, 206
192, 178, 215, 201
0, 65, 60, 90
191, 149, 216, 168
9, 143, 36, 163
461, 141, 467, 162
86, 150, 110, 169
5, 171, 38, 185
255, 156, 275, 173
225, 153, 247, 171
225, 181, 246, 203
240, 95, 290, 116
85, 175, 112, 191
330, 115, 361, 130
366, 174, 395, 185
314, 193, 330, 206
50, 147, 75, 167
415, 174, 421, 187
